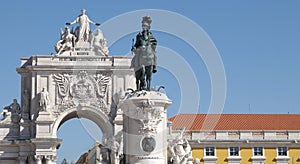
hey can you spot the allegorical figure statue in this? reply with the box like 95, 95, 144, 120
66, 9, 100, 42
39, 88, 50, 112
168, 130, 191, 164
3, 99, 21, 123
55, 26, 76, 54
131, 16, 157, 91
4, 99, 21, 114
93, 29, 109, 56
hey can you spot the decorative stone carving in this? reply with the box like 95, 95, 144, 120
133, 100, 163, 137
34, 155, 55, 164
53, 71, 111, 115
136, 107, 163, 136
141, 136, 156, 153
168, 129, 192, 164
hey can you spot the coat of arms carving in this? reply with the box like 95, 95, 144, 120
53, 71, 111, 116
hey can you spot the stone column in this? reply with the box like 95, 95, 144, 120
121, 91, 172, 164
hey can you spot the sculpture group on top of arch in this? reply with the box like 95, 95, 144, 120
55, 9, 109, 56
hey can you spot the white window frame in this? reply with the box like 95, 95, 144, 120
227, 147, 242, 164
253, 147, 264, 156
203, 147, 217, 164
251, 147, 265, 164
228, 147, 240, 156
275, 146, 290, 163
204, 147, 216, 157
277, 147, 288, 156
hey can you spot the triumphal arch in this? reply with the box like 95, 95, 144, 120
0, 10, 189, 164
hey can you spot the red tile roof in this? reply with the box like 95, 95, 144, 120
168, 114, 300, 131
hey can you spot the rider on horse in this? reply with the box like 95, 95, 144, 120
131, 16, 157, 91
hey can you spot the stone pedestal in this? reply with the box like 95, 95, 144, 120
35, 112, 54, 139
121, 91, 172, 164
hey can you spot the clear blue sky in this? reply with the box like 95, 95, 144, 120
1, 0, 300, 163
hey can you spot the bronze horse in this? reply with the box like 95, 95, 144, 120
131, 16, 157, 91
131, 44, 156, 91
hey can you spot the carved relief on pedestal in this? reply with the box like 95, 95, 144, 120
53, 71, 111, 116
135, 100, 164, 137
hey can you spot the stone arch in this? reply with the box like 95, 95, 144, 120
52, 106, 114, 139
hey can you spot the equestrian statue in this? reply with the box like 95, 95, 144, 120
131, 16, 157, 91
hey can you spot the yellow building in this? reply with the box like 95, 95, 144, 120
169, 114, 300, 164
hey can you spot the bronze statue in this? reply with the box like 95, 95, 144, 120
131, 16, 157, 91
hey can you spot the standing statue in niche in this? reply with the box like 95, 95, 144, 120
131, 16, 157, 91
39, 88, 50, 112
66, 9, 100, 42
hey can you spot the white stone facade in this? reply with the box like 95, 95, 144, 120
0, 55, 135, 164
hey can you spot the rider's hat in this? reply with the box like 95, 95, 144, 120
142, 16, 152, 26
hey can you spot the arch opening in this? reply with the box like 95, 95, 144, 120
52, 106, 114, 138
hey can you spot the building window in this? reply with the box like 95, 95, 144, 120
253, 147, 263, 156
277, 147, 288, 156
229, 147, 239, 156
205, 147, 215, 156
